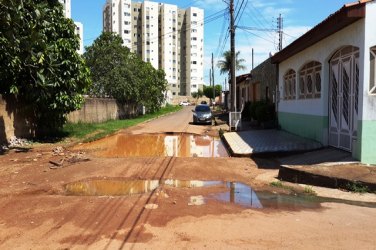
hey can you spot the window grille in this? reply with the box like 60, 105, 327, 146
298, 61, 322, 99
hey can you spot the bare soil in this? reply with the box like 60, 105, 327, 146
0, 107, 375, 249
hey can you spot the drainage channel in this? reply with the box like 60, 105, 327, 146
75, 133, 229, 158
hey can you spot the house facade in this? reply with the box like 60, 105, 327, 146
272, 0, 376, 164
235, 58, 277, 109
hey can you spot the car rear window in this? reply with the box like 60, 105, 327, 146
195, 105, 210, 112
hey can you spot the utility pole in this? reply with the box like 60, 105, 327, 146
252, 48, 254, 70
277, 14, 283, 51
209, 69, 212, 86
230, 0, 236, 111
212, 53, 215, 106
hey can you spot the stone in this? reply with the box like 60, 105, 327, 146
144, 203, 158, 210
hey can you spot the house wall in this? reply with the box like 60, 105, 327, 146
359, 2, 376, 163
250, 58, 277, 103
278, 19, 365, 146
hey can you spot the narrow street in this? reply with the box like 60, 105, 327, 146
126, 106, 213, 135
0, 109, 375, 249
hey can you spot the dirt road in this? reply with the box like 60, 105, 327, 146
0, 107, 375, 249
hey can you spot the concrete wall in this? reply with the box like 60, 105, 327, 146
170, 95, 209, 106
0, 95, 35, 143
66, 98, 140, 123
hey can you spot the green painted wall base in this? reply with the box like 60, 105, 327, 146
278, 112, 328, 144
358, 120, 376, 164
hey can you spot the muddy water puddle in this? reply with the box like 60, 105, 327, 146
65, 179, 340, 210
76, 133, 228, 157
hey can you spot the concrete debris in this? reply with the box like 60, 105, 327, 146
8, 136, 31, 147
52, 147, 65, 155
49, 151, 90, 169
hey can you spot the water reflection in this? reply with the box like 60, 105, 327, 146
75, 133, 228, 157
210, 182, 263, 208
65, 179, 321, 210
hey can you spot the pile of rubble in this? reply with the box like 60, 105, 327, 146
49, 146, 90, 169
1, 136, 31, 152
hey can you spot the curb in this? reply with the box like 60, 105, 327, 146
278, 165, 376, 192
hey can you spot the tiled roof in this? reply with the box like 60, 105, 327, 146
236, 73, 252, 83
271, 0, 373, 64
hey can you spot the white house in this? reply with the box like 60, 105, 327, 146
271, 0, 376, 164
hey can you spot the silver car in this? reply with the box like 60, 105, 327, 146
192, 104, 212, 125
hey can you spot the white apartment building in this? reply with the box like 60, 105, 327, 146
103, 0, 204, 97
59, 0, 71, 18
74, 22, 84, 55
59, 0, 84, 55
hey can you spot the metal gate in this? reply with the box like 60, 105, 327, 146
329, 46, 359, 152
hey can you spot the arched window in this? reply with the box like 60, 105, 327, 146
284, 69, 296, 100
298, 61, 322, 99
370, 46, 376, 94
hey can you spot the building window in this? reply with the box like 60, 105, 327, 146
193, 13, 197, 17
298, 61, 322, 99
370, 46, 376, 94
284, 69, 296, 100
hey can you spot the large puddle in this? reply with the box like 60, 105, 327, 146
75, 133, 228, 157
65, 179, 376, 209
64, 179, 334, 209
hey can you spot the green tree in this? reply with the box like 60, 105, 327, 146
203, 85, 222, 99
217, 50, 246, 75
84, 32, 167, 113
0, 0, 91, 130
191, 89, 203, 99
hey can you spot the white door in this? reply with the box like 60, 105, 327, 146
329, 46, 359, 152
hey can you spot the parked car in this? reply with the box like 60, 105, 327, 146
192, 104, 212, 125
179, 101, 190, 106
200, 100, 207, 104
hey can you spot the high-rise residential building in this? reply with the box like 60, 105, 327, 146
59, 0, 84, 55
58, 0, 71, 18
74, 22, 84, 55
103, 0, 204, 97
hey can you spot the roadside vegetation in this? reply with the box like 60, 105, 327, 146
84, 32, 168, 114
270, 181, 317, 196
346, 181, 369, 194
0, 0, 91, 132
63, 105, 181, 142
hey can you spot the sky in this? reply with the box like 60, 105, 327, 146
71, 0, 353, 89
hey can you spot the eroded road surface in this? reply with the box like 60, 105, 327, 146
0, 107, 376, 249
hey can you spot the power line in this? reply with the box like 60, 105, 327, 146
237, 27, 276, 44
215, 11, 230, 59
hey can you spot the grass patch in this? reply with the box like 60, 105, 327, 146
270, 181, 294, 191
346, 181, 369, 194
63, 105, 182, 142
303, 186, 317, 196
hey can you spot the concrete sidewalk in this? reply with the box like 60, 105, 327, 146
222, 129, 322, 156
222, 129, 376, 192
